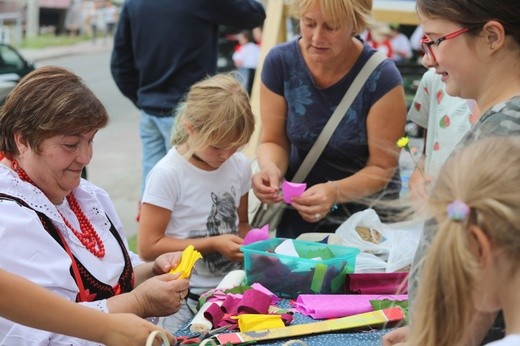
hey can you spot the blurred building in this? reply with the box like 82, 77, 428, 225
0, 0, 24, 43
0, 0, 79, 38
38, 0, 70, 34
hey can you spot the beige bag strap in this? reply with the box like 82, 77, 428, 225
292, 51, 387, 183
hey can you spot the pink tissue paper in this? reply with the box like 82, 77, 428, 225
294, 294, 407, 319
282, 181, 307, 204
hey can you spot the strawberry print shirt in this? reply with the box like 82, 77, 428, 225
407, 69, 474, 177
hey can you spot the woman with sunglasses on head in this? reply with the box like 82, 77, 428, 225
383, 0, 520, 345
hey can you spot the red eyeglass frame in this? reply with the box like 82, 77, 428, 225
421, 28, 469, 63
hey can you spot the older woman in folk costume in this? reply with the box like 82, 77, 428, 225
0, 66, 189, 345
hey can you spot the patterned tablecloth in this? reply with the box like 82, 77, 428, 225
174, 299, 398, 346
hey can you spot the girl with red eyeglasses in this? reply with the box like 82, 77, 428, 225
384, 0, 520, 345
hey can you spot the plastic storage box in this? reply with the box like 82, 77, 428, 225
241, 238, 360, 298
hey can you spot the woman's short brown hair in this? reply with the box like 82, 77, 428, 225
0, 65, 109, 158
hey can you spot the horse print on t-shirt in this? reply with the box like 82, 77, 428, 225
207, 187, 236, 236
203, 186, 241, 273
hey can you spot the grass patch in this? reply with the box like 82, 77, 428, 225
20, 34, 88, 49
127, 234, 138, 253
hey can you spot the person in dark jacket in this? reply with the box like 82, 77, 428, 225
110, 0, 265, 203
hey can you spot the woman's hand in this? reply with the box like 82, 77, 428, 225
102, 313, 177, 346
291, 182, 337, 223
130, 273, 189, 317
251, 163, 283, 204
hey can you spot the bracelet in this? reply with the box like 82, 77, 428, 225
328, 180, 340, 212
146, 330, 171, 346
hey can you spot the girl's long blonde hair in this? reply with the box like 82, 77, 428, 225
171, 73, 255, 157
408, 136, 520, 346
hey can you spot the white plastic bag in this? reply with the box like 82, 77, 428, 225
335, 209, 423, 273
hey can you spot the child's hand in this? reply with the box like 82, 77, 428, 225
152, 251, 183, 274
215, 234, 244, 262
409, 169, 433, 205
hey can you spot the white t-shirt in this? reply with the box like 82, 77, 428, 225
485, 334, 520, 345
390, 33, 412, 61
142, 147, 251, 290
103, 5, 118, 24
232, 42, 260, 69
407, 69, 474, 177
410, 25, 424, 51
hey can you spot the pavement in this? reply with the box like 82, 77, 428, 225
20, 40, 113, 63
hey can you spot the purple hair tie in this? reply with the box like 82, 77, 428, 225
447, 200, 470, 222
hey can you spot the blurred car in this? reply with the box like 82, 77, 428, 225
0, 42, 36, 104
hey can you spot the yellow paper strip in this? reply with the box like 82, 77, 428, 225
169, 245, 202, 279
234, 314, 285, 332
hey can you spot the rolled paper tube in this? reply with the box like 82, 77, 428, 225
237, 289, 272, 315
189, 270, 245, 332
203, 302, 227, 330
216, 270, 246, 290
221, 295, 240, 314
282, 181, 307, 204
251, 283, 279, 304
189, 301, 215, 333
281, 313, 294, 325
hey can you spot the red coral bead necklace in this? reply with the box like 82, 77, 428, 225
16, 166, 106, 258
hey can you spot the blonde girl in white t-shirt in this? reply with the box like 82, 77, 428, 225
138, 73, 255, 332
